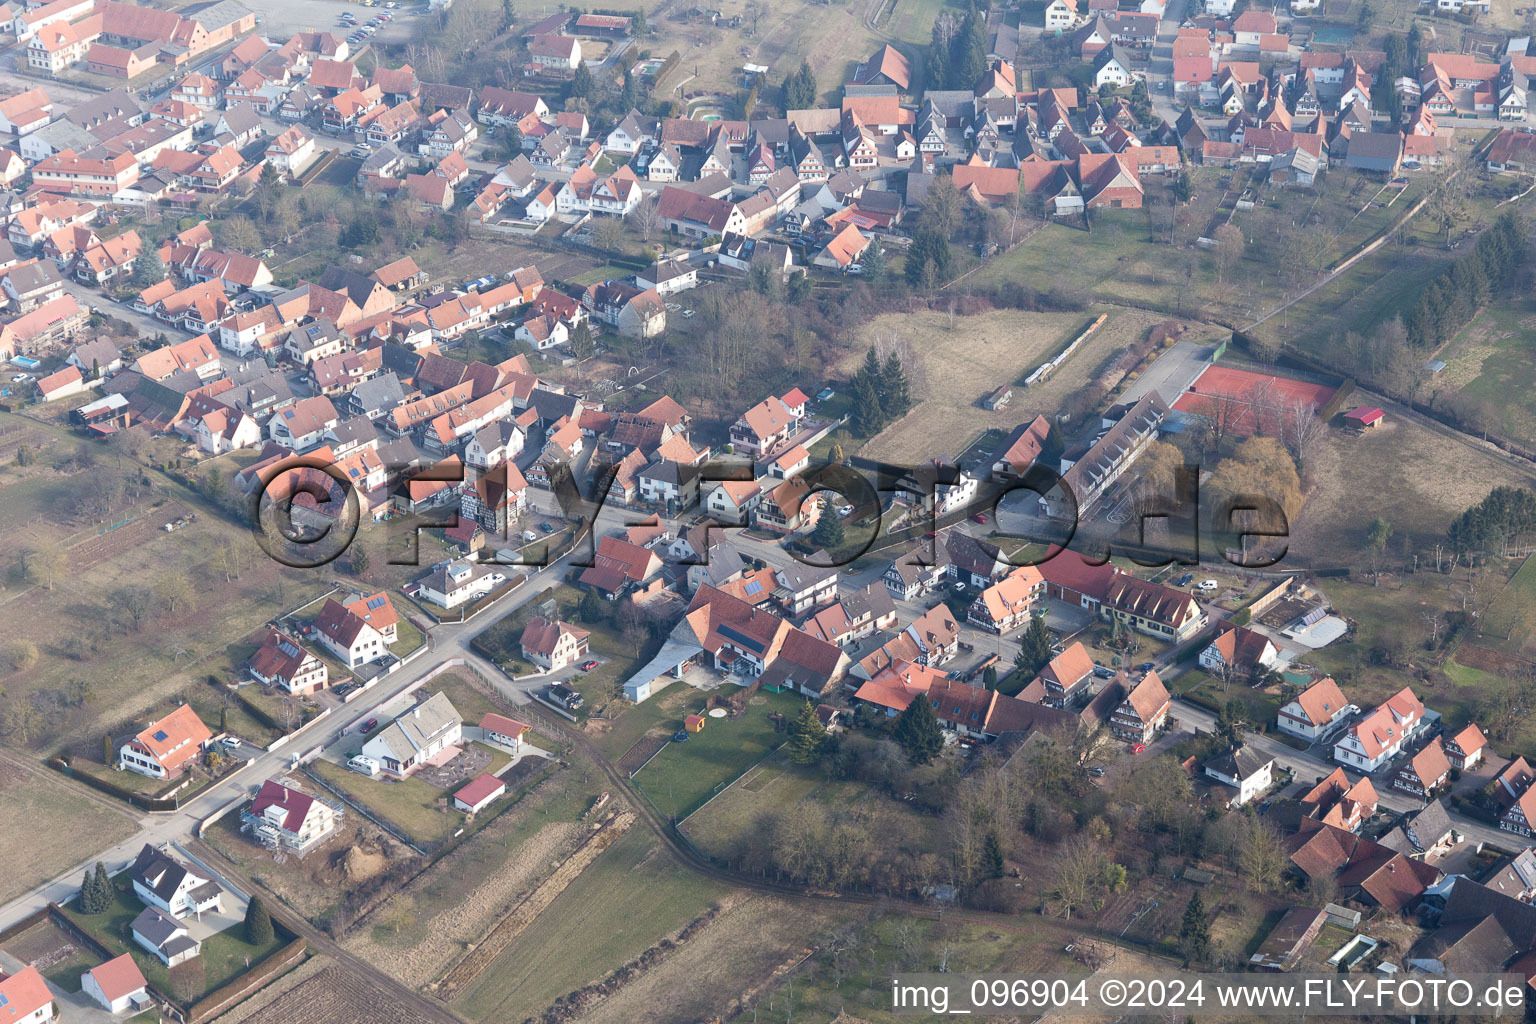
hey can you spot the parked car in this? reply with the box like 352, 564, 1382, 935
359, 717, 378, 733
579, 659, 599, 671
1196, 579, 1219, 592
1138, 662, 1155, 673
221, 736, 242, 748
538, 521, 556, 534
816, 387, 835, 401
971, 513, 988, 524
837, 504, 854, 517
1131, 743, 1146, 754
1175, 572, 1194, 587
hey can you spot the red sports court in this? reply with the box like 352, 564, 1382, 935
1171, 364, 1337, 438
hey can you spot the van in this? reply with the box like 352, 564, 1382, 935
522, 529, 539, 542
348, 755, 381, 777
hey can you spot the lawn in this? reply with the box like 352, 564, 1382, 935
1473, 554, 1536, 659
1434, 293, 1536, 444
1171, 669, 1282, 726
454, 827, 728, 1023
0, 760, 138, 907
310, 745, 510, 848
60, 879, 284, 1004
633, 689, 802, 821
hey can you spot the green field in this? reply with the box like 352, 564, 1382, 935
1477, 554, 1536, 657
61, 880, 284, 1004
1435, 295, 1536, 443
633, 690, 801, 821
455, 828, 727, 1022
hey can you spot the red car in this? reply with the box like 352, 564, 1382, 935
1130, 742, 1146, 754
580, 659, 599, 671
360, 718, 378, 734
971, 513, 989, 524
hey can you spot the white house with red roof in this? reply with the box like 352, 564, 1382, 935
519, 616, 590, 670
313, 597, 389, 668
453, 773, 506, 814
244, 780, 339, 852
728, 393, 802, 456
1444, 723, 1488, 771
81, 954, 148, 1014
118, 704, 212, 779
0, 966, 53, 1024
249, 629, 328, 694
1277, 676, 1354, 742
1333, 686, 1426, 773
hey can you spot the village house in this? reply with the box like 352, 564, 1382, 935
1034, 641, 1096, 707
117, 704, 211, 779
520, 616, 590, 671
81, 955, 148, 1015
243, 779, 339, 852
1444, 723, 1488, 770
1277, 676, 1354, 742
1204, 746, 1274, 807
416, 559, 508, 610
130, 908, 199, 966
128, 843, 222, 918
248, 628, 328, 694
360, 691, 463, 778
1333, 686, 1427, 773
1199, 623, 1281, 679
1393, 736, 1452, 797
966, 565, 1045, 633
1110, 671, 1170, 744
312, 596, 390, 668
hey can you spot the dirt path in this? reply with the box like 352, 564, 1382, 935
435, 812, 635, 1000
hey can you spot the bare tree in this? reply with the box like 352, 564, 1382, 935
630, 194, 660, 242
1283, 398, 1323, 469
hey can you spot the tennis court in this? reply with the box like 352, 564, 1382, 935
1172, 365, 1337, 437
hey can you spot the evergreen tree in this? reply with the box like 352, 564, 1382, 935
579, 586, 606, 624
786, 271, 812, 303
981, 831, 1005, 878
501, 0, 515, 30
133, 249, 164, 287
812, 505, 845, 550
862, 241, 885, 282
928, 18, 951, 91
850, 348, 885, 435
1178, 891, 1212, 963
79, 871, 99, 912
1172, 170, 1193, 204
788, 701, 828, 764
245, 894, 275, 945
784, 61, 817, 108
1014, 615, 1053, 677
94, 863, 111, 906
569, 65, 594, 101
982, 665, 998, 689
879, 352, 911, 417
951, 6, 988, 88
893, 690, 944, 764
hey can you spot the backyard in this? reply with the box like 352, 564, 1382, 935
631, 688, 802, 821
60, 878, 286, 1004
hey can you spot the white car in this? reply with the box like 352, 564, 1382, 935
681, 309, 695, 318
837, 504, 854, 517
1196, 580, 1219, 592
221, 736, 242, 748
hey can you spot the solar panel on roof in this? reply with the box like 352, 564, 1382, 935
744, 580, 762, 595
717, 623, 766, 654
153, 730, 168, 741
367, 596, 387, 610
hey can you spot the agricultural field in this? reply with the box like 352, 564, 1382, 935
849, 307, 1216, 465
568, 895, 842, 1024
340, 760, 594, 988
1470, 553, 1536, 660
220, 960, 438, 1024
0, 758, 138, 906
631, 689, 802, 821
454, 828, 728, 1023
1285, 402, 1536, 569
